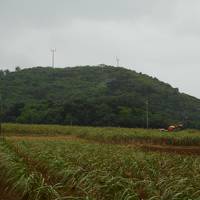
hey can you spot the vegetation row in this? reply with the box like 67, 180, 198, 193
3, 123, 200, 146
1, 138, 200, 199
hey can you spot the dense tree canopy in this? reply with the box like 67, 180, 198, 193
1, 65, 200, 128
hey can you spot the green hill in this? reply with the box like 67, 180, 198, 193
1, 65, 200, 128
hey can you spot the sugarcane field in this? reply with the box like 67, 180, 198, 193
0, 124, 200, 200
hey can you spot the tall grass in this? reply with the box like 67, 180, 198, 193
9, 139, 200, 200
4, 123, 200, 146
0, 140, 62, 200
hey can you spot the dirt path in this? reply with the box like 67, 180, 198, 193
7, 135, 200, 156
137, 144, 200, 155
7, 135, 79, 141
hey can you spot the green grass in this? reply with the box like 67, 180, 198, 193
3, 138, 200, 200
0, 139, 62, 200
3, 123, 200, 146
2, 121, 200, 199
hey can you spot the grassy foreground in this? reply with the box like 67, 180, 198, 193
1, 124, 200, 199
1, 138, 200, 200
3, 123, 200, 146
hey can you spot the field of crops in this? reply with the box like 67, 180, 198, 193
1, 124, 200, 199
1, 136, 200, 200
3, 123, 200, 146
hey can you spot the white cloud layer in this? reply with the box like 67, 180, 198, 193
1, 0, 200, 97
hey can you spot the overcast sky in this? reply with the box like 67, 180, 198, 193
1, 0, 200, 98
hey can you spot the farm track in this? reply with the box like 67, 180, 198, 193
7, 135, 80, 141
7, 135, 200, 156
134, 144, 200, 155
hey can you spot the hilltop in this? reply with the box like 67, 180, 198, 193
1, 65, 200, 128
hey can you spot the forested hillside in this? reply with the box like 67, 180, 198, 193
1, 65, 200, 128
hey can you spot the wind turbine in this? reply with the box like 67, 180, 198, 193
116, 56, 120, 67
51, 48, 56, 68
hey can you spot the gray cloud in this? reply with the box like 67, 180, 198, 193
1, 0, 200, 98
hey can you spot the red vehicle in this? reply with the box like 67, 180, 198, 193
167, 124, 183, 132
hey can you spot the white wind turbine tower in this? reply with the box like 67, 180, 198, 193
51, 48, 56, 68
116, 56, 120, 67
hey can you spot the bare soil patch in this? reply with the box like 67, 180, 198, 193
7, 135, 80, 141
137, 144, 200, 155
